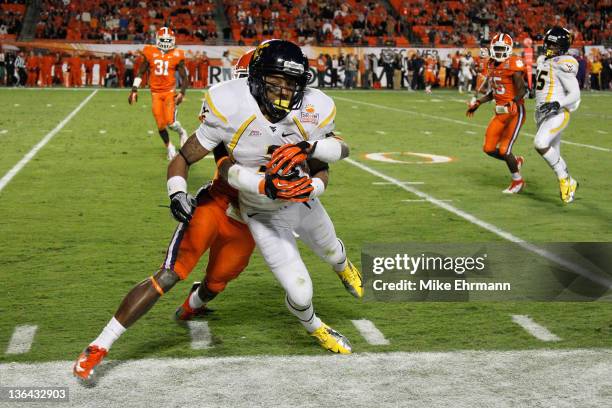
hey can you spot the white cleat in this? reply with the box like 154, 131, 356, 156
502, 179, 525, 194
167, 144, 177, 161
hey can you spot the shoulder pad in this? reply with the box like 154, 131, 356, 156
300, 88, 336, 130
206, 79, 250, 123
554, 56, 578, 74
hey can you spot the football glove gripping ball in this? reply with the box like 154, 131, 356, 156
170, 192, 197, 223
537, 101, 561, 117
466, 100, 481, 117
263, 172, 313, 202
268, 141, 311, 176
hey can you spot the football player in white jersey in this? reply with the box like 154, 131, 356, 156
168, 40, 361, 354
534, 26, 581, 203
458, 51, 475, 93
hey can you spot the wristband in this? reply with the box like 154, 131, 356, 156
167, 176, 187, 197
309, 177, 325, 198
132, 77, 142, 88
309, 138, 343, 163
227, 164, 264, 195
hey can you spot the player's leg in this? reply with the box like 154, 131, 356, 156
152, 92, 176, 159
498, 104, 526, 193
165, 91, 188, 147
74, 203, 219, 380
534, 110, 576, 202
294, 199, 363, 298
483, 114, 505, 160
176, 202, 255, 319
243, 208, 351, 353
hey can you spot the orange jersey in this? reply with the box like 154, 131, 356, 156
477, 57, 489, 76
425, 56, 436, 72
142, 44, 185, 93
487, 55, 526, 105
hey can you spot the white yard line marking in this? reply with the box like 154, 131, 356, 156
0, 90, 98, 194
372, 181, 424, 185
511, 315, 561, 342
99, 130, 107, 134
6, 325, 38, 354
187, 321, 213, 349
597, 130, 608, 134
375, 130, 387, 135
46, 104, 52, 107
351, 319, 390, 345
0, 129, 7, 134
333, 96, 612, 153
345, 157, 612, 289
465, 130, 476, 134
13, 103, 20, 107
147, 130, 154, 134
1, 350, 611, 407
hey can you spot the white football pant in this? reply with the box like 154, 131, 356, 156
534, 109, 570, 151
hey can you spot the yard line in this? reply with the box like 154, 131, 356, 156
372, 181, 425, 185
511, 315, 561, 342
351, 319, 390, 345
333, 96, 611, 153
6, 325, 38, 354
0, 90, 98, 194
345, 157, 612, 289
402, 199, 453, 203
187, 321, 213, 349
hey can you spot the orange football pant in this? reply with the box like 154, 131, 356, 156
151, 91, 177, 130
161, 192, 255, 294
483, 103, 525, 156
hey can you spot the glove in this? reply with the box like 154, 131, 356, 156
466, 100, 480, 117
267, 141, 311, 176
169, 191, 197, 223
262, 172, 313, 202
506, 101, 518, 115
128, 89, 138, 105
538, 101, 560, 117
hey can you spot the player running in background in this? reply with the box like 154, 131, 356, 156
534, 27, 581, 203
466, 33, 527, 194
458, 51, 475, 94
129, 27, 189, 160
472, 47, 490, 104
424, 54, 438, 94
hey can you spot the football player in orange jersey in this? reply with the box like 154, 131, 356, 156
472, 47, 490, 104
466, 33, 527, 194
233, 48, 254, 79
424, 55, 438, 94
128, 27, 189, 160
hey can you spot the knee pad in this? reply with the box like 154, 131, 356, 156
286, 291, 312, 312
534, 133, 550, 150
150, 268, 180, 295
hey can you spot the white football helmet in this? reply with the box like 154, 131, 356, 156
156, 27, 176, 52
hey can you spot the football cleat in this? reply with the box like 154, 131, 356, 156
337, 260, 363, 298
310, 323, 352, 354
73, 345, 108, 381
175, 282, 210, 320
502, 179, 525, 194
167, 143, 177, 161
559, 176, 578, 203
179, 129, 188, 147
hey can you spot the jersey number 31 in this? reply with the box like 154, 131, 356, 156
154, 60, 169, 76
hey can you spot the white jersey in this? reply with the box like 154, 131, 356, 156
535, 54, 581, 115
460, 57, 474, 73
196, 78, 336, 211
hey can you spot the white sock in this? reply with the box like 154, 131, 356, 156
285, 296, 322, 333
333, 259, 347, 273
542, 147, 568, 179
91, 317, 126, 351
168, 121, 183, 133
188, 290, 204, 309
511, 172, 522, 181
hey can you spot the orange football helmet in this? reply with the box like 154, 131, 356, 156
233, 49, 255, 79
490, 33, 513, 62
156, 27, 176, 52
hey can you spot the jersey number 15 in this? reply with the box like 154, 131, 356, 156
535, 70, 548, 91
154, 60, 169, 76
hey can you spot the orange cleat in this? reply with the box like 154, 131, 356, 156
73, 345, 108, 381
502, 179, 525, 194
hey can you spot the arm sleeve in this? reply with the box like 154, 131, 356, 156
556, 61, 581, 109
195, 95, 230, 150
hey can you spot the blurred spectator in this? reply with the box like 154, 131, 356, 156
316, 53, 326, 87
591, 56, 602, 90
221, 50, 232, 81
124, 53, 134, 87
15, 51, 26, 86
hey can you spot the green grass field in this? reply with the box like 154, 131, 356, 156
0, 87, 611, 364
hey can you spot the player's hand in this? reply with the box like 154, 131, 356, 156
174, 92, 184, 105
506, 101, 518, 115
466, 100, 480, 117
169, 192, 197, 223
128, 90, 138, 105
261, 172, 313, 202
268, 141, 311, 176
538, 101, 560, 116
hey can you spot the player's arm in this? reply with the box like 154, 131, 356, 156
511, 71, 527, 103
128, 55, 149, 104
166, 135, 210, 223
466, 90, 493, 117
175, 59, 189, 105
539, 60, 580, 116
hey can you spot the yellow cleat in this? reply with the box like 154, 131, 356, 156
310, 323, 352, 354
337, 260, 363, 298
559, 176, 578, 203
